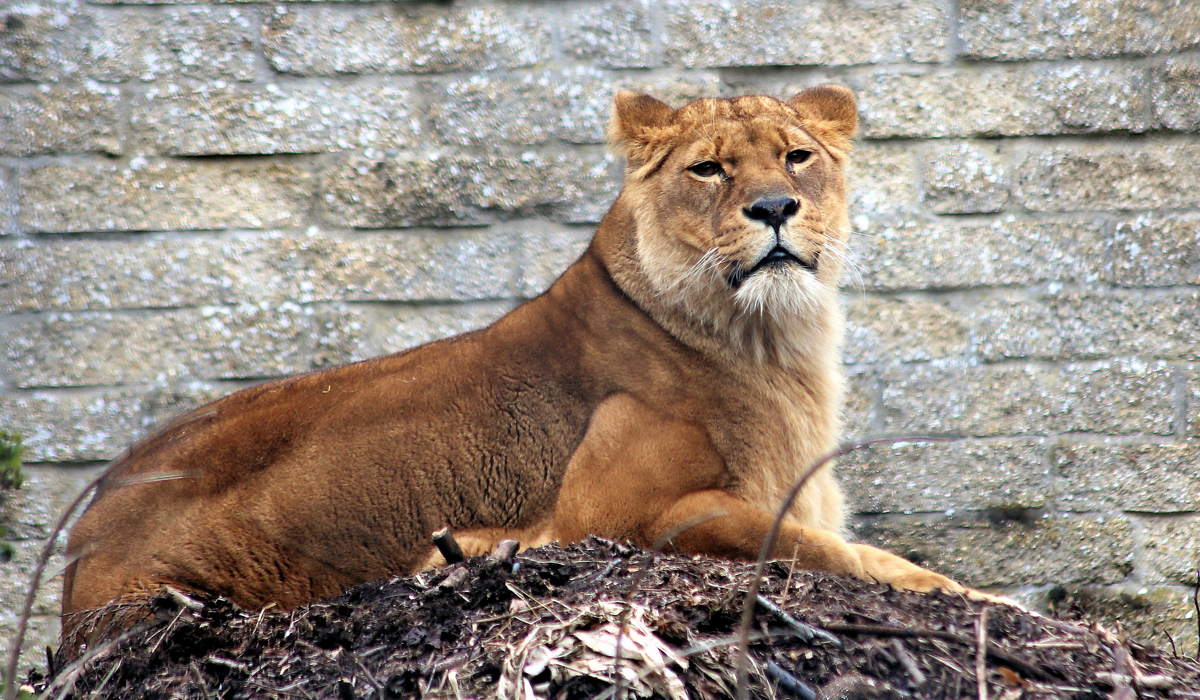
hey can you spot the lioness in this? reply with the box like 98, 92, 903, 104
63, 86, 973, 650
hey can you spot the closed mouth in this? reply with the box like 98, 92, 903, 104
725, 246, 819, 288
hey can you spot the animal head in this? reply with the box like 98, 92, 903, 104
606, 86, 858, 361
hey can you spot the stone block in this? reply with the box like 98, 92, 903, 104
0, 168, 13, 235
19, 160, 312, 233
840, 438, 1050, 515
0, 465, 103, 540
262, 3, 552, 76
1033, 586, 1199, 657
5, 306, 322, 388
0, 390, 149, 462
960, 0, 1200, 60
0, 539, 64, 625
375, 302, 511, 356
852, 513, 1134, 588
851, 219, 1106, 291
841, 369, 877, 439
1105, 213, 1200, 287
921, 142, 1008, 214
130, 82, 418, 156
661, 0, 948, 67
322, 151, 618, 228
0, 612, 58, 678
880, 360, 1177, 437
1054, 442, 1200, 513
560, 0, 655, 68
1014, 140, 1200, 212
1153, 55, 1200, 132
0, 82, 121, 156
1140, 515, 1200, 586
858, 62, 1148, 139
0, 0, 93, 83
842, 295, 968, 364
516, 225, 593, 298
89, 6, 258, 83
845, 144, 918, 223
1190, 369, 1200, 438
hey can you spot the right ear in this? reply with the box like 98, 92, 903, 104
607, 91, 676, 165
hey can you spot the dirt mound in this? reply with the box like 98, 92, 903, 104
32, 538, 1200, 699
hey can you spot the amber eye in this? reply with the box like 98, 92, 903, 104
688, 161, 724, 178
786, 149, 812, 166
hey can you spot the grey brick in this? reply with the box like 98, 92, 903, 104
19, 160, 312, 233
5, 306, 324, 388
960, 0, 1200, 60
0, 390, 150, 462
1029, 586, 1198, 657
1014, 141, 1200, 212
661, 0, 948, 68
852, 513, 1134, 587
1140, 516, 1200, 585
308, 304, 370, 368
0, 610, 58, 678
0, 0, 94, 83
0, 168, 12, 235
322, 151, 618, 228
1105, 213, 1200, 286
972, 289, 1200, 362
89, 6, 258, 83
0, 464, 102, 540
0, 539, 63, 629
880, 360, 1177, 436
560, 0, 655, 69
131, 82, 418, 156
0, 82, 121, 156
516, 224, 592, 298
845, 144, 918, 222
842, 369, 876, 439
921, 142, 1008, 214
858, 62, 1148, 139
375, 302, 510, 356
0, 231, 518, 313
841, 439, 1050, 515
843, 295, 968, 364
262, 4, 552, 76
851, 220, 1106, 291
1153, 55, 1200, 132
1190, 369, 1200, 438
1054, 442, 1200, 513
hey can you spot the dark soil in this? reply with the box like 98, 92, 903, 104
31, 538, 1200, 699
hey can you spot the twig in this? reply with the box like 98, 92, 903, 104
779, 543, 799, 607
733, 435, 965, 700
889, 638, 926, 687
976, 606, 989, 700
433, 527, 466, 565
765, 660, 815, 700
754, 594, 839, 646
1193, 569, 1199, 653
487, 539, 519, 564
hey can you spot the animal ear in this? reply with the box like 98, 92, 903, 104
608, 91, 676, 165
787, 84, 857, 152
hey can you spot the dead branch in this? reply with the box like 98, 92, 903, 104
976, 606, 989, 700
432, 527, 466, 565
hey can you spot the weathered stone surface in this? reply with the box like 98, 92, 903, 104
960, 0, 1200, 60
323, 151, 618, 227
842, 295, 968, 364
880, 360, 1177, 436
972, 289, 1200, 362
262, 3, 552, 76
851, 220, 1106, 291
1014, 140, 1200, 212
852, 513, 1134, 587
0, 464, 102, 540
845, 144, 918, 222
131, 82, 418, 155
1054, 442, 1200, 513
0, 390, 149, 462
1105, 213, 1200, 286
0, 231, 519, 313
1031, 585, 1200, 657
1153, 54, 1200, 131
516, 224, 592, 298
375, 302, 511, 356
0, 0, 93, 83
90, 6, 258, 83
0, 81, 121, 155
661, 0, 948, 67
0, 168, 13, 235
858, 62, 1148, 138
841, 369, 877, 439
1190, 369, 1200, 438
0, 610, 58, 680
19, 160, 312, 233
560, 0, 655, 69
921, 142, 1008, 214
5, 305, 327, 388
841, 439, 1050, 514
1140, 516, 1200, 585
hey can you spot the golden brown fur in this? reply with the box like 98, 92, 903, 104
62, 86, 976, 653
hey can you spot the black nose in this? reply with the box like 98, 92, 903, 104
743, 196, 799, 230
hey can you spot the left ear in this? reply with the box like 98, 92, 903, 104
787, 85, 857, 153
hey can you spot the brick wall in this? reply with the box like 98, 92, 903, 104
2, 0, 1198, 674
